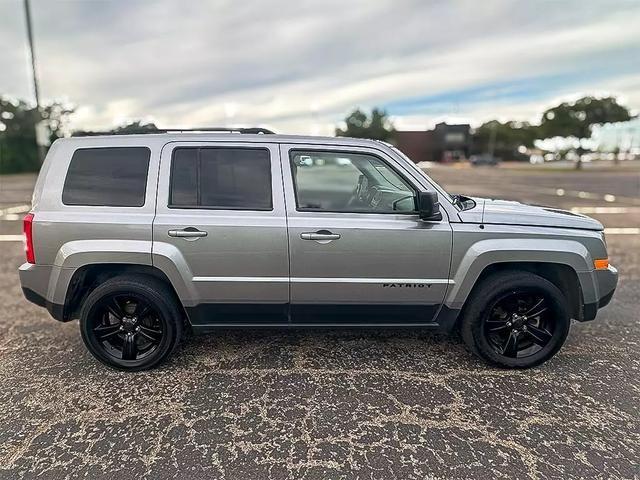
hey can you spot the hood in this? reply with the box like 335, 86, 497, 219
458, 197, 604, 231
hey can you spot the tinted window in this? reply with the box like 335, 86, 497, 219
62, 147, 150, 207
170, 148, 198, 206
170, 147, 272, 210
290, 151, 415, 213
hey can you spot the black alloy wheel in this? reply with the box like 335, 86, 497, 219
483, 290, 555, 359
80, 275, 183, 371
460, 271, 571, 369
88, 293, 164, 362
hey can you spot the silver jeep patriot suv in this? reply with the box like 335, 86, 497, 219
19, 130, 618, 371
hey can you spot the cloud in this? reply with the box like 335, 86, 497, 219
1, 0, 639, 134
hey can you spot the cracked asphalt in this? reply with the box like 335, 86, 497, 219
0, 165, 639, 479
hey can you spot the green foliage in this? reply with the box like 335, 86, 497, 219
73, 120, 159, 136
472, 120, 537, 159
336, 108, 395, 142
0, 98, 39, 173
0, 96, 74, 174
538, 96, 633, 139
471, 96, 634, 160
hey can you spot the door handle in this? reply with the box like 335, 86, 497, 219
300, 230, 341, 241
168, 228, 208, 238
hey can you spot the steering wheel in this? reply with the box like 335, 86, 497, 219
346, 175, 368, 208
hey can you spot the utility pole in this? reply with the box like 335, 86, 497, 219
488, 121, 497, 158
23, 0, 48, 163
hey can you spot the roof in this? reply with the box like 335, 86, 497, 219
56, 132, 385, 148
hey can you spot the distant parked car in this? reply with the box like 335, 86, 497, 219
470, 154, 498, 166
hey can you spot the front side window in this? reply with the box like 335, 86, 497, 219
290, 150, 416, 213
62, 147, 150, 207
170, 147, 272, 210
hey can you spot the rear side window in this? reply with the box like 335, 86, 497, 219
169, 147, 272, 210
62, 147, 150, 207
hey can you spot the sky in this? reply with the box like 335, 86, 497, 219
1, 0, 639, 135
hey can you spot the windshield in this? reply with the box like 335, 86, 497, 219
388, 145, 455, 204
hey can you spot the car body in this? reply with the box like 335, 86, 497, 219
19, 132, 618, 370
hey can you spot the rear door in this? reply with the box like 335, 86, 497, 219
153, 141, 289, 326
282, 143, 453, 325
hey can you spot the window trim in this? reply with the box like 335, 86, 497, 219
61, 146, 151, 207
288, 148, 418, 215
168, 146, 274, 211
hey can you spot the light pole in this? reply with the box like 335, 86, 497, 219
23, 0, 47, 163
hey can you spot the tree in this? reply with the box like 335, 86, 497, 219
0, 96, 74, 173
73, 120, 159, 137
336, 107, 395, 142
539, 96, 633, 140
41, 102, 75, 143
471, 120, 538, 160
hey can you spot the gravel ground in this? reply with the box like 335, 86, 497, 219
0, 167, 638, 479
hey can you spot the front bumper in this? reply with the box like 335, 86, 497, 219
583, 265, 618, 321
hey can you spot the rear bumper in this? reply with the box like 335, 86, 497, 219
21, 287, 65, 321
19, 263, 66, 321
582, 265, 618, 321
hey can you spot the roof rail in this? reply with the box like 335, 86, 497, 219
159, 127, 275, 135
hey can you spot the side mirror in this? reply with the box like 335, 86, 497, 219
417, 191, 443, 221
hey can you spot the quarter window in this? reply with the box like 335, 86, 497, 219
290, 151, 416, 213
62, 147, 150, 207
170, 147, 272, 210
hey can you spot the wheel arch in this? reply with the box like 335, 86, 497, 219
446, 237, 596, 314
62, 263, 187, 322
462, 262, 583, 321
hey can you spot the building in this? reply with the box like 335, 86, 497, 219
395, 122, 471, 163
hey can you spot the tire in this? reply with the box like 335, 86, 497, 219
80, 275, 183, 371
460, 271, 571, 369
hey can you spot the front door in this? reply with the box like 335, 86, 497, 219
153, 141, 289, 326
282, 144, 452, 325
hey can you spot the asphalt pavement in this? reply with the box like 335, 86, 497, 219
0, 165, 638, 479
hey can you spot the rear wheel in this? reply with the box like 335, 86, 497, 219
460, 271, 570, 368
80, 276, 183, 371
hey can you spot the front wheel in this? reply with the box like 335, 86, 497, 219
460, 271, 571, 368
80, 275, 183, 371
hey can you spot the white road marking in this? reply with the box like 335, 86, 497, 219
550, 188, 639, 205
0, 235, 24, 242
604, 228, 640, 235
0, 204, 30, 215
571, 207, 633, 214
0, 204, 31, 221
